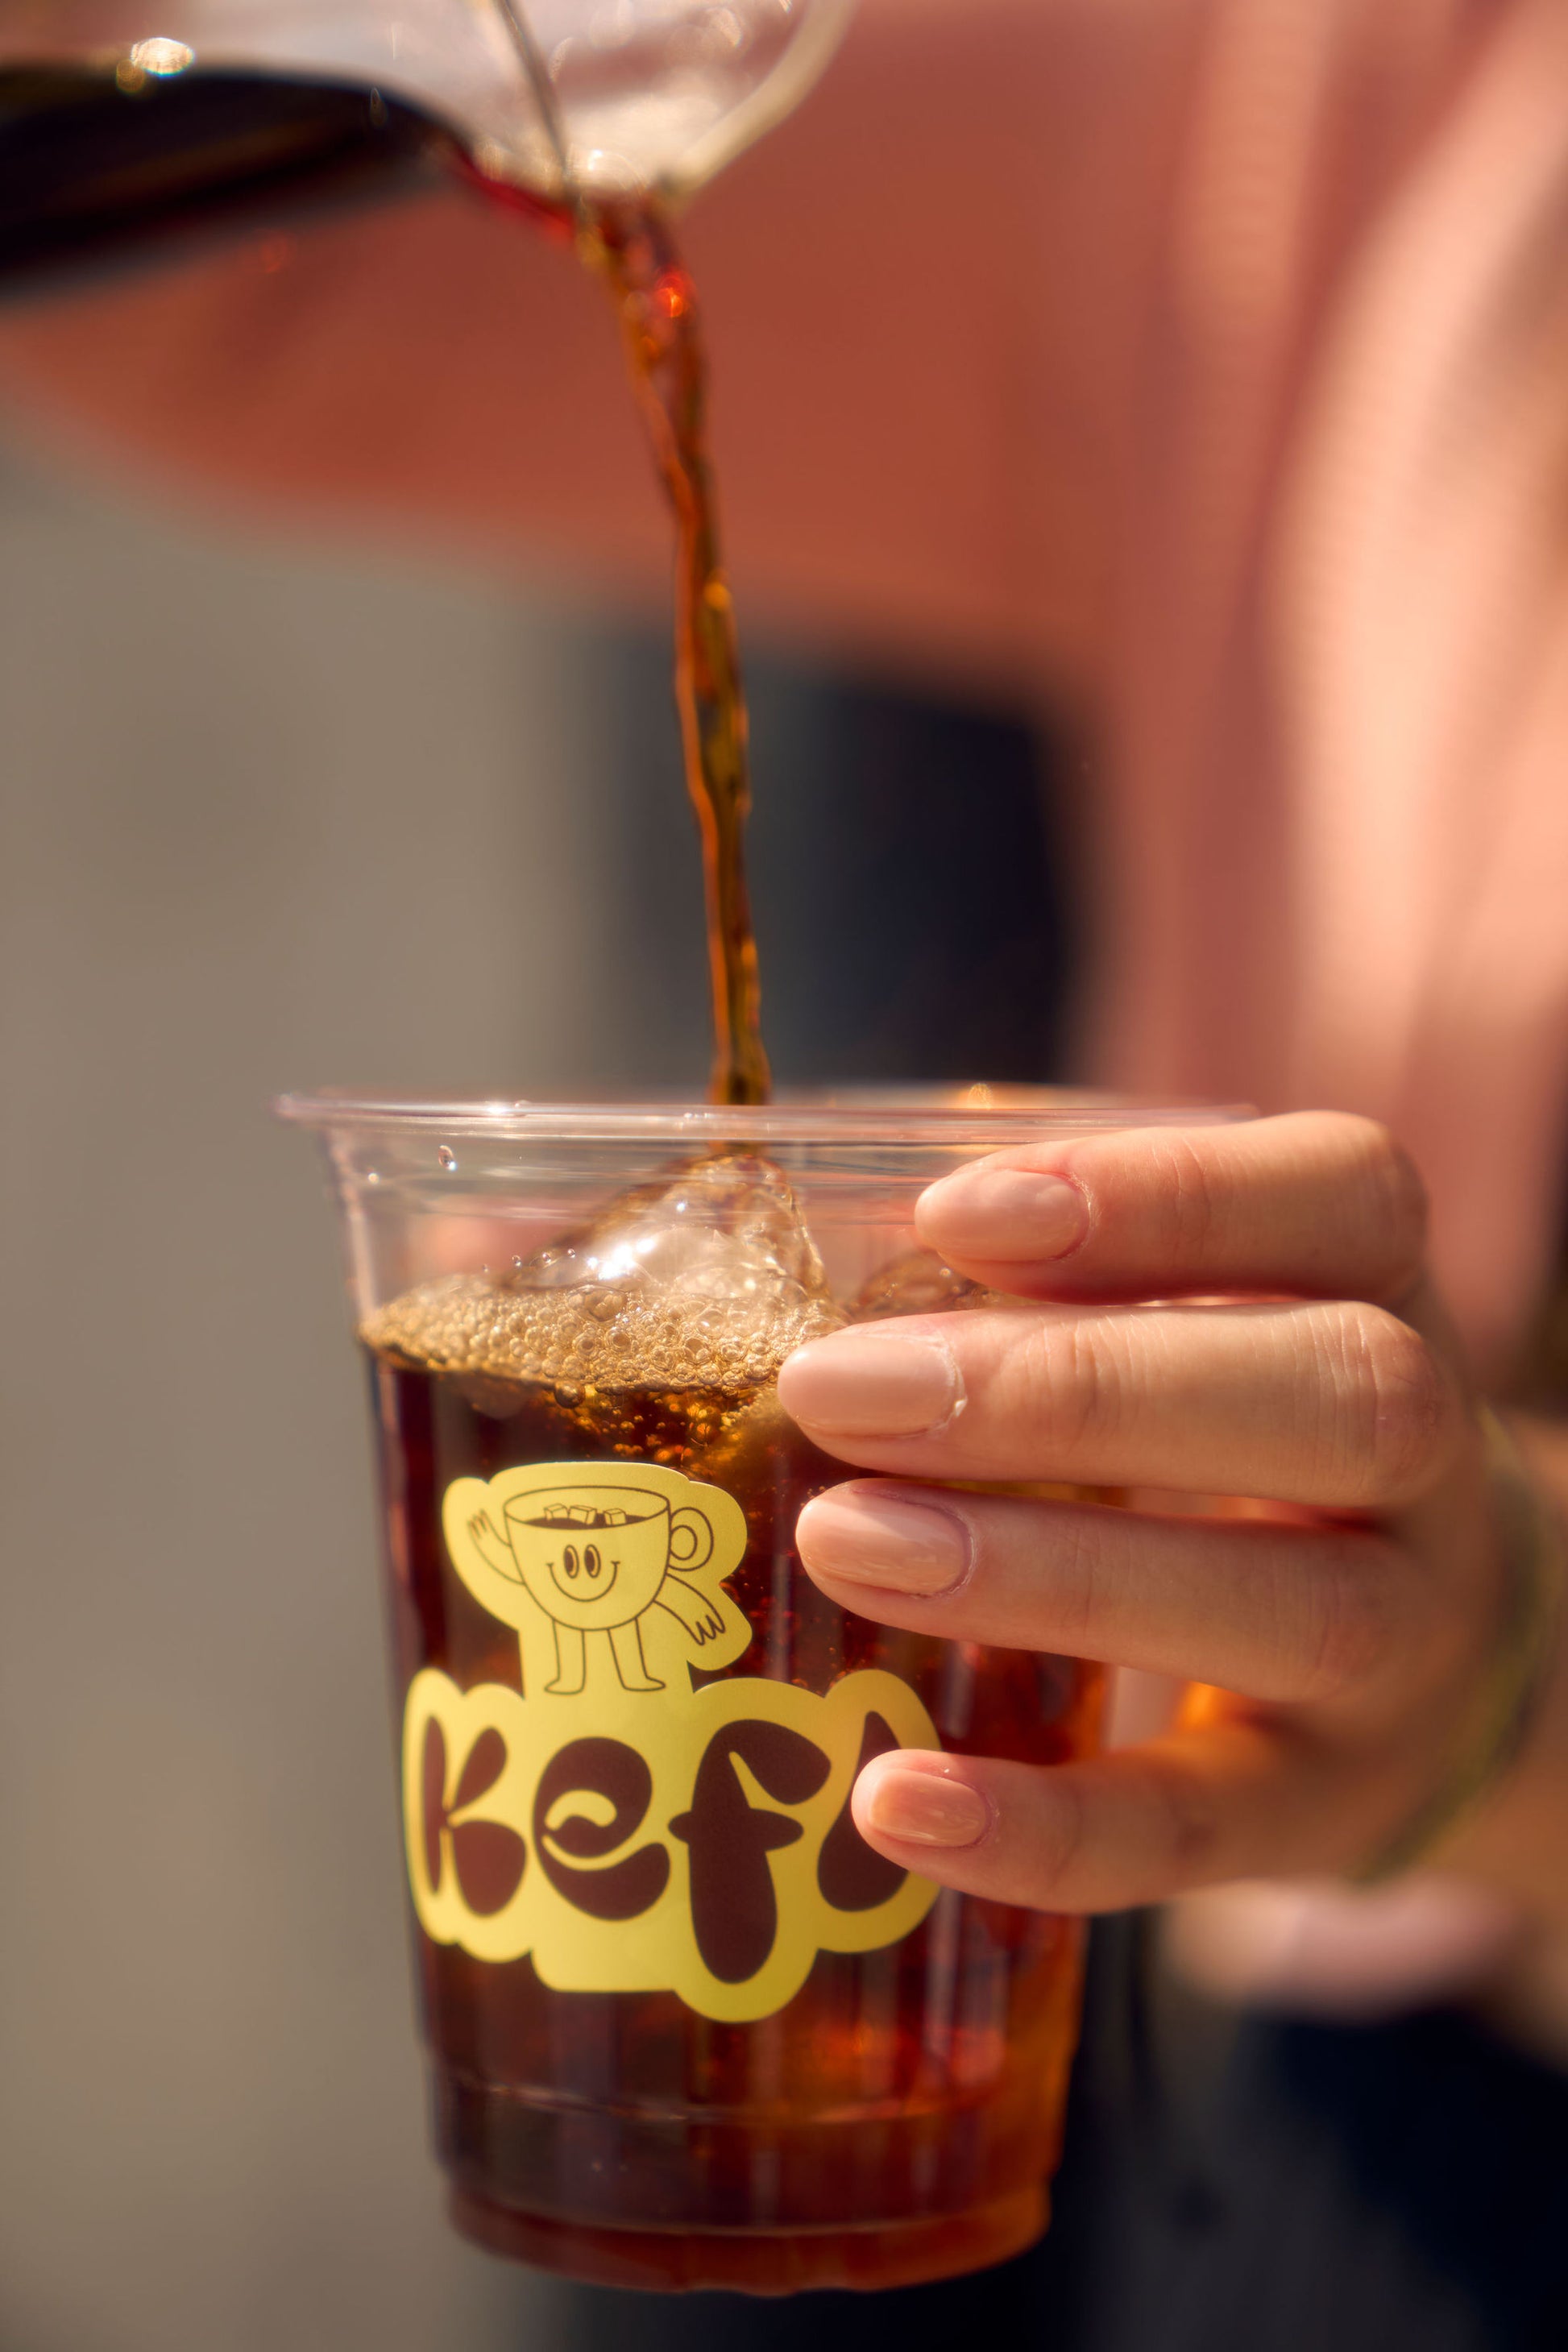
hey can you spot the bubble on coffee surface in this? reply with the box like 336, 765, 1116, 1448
363, 1152, 844, 1395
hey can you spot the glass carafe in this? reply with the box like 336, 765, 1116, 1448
0, 2, 857, 288
0, 1, 856, 195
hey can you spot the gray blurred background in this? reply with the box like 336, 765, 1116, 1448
0, 441, 1066, 2352
0, 446, 605, 2352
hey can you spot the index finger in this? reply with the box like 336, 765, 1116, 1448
915, 1112, 1427, 1307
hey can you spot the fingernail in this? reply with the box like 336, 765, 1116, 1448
864, 1765, 990, 1848
797, 1489, 970, 1595
922, 1164, 1088, 1262
778, 1334, 962, 1439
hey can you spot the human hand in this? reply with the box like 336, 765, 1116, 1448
781, 1114, 1521, 1914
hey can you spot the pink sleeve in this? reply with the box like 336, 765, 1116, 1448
1080, 0, 1568, 1365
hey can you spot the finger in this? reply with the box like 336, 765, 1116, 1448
796, 1483, 1419, 1706
915, 1111, 1427, 1305
777, 1300, 1463, 1507
849, 1725, 1396, 1913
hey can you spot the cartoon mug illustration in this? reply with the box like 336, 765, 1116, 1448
445, 1465, 752, 1697
421, 1461, 941, 2018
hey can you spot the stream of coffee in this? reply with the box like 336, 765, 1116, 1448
592, 198, 769, 1108
0, 60, 770, 1103
465, 151, 769, 1105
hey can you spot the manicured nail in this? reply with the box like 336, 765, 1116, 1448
863, 1765, 990, 1848
778, 1334, 962, 1439
797, 1488, 969, 1595
921, 1164, 1088, 1262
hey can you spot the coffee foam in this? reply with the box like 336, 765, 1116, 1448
363, 1271, 841, 1395
363, 1152, 845, 1396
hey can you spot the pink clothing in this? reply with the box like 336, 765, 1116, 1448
6, 0, 1568, 1363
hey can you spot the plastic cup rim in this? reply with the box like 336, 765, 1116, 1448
273, 1085, 1249, 1147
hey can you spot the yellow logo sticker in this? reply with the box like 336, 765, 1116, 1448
402, 1461, 942, 2022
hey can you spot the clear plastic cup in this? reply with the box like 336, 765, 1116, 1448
277, 1091, 1193, 2294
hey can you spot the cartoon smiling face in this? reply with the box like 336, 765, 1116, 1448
502, 1487, 673, 1629
545, 1533, 618, 1604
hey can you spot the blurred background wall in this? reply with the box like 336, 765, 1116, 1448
0, 442, 604, 2352
0, 435, 1069, 2352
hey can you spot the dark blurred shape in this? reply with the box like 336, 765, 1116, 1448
0, 64, 450, 293
587, 630, 1079, 1092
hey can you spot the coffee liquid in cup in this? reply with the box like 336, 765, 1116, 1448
363, 1154, 1101, 2290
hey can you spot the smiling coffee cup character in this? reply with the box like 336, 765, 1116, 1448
452, 1468, 749, 1695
